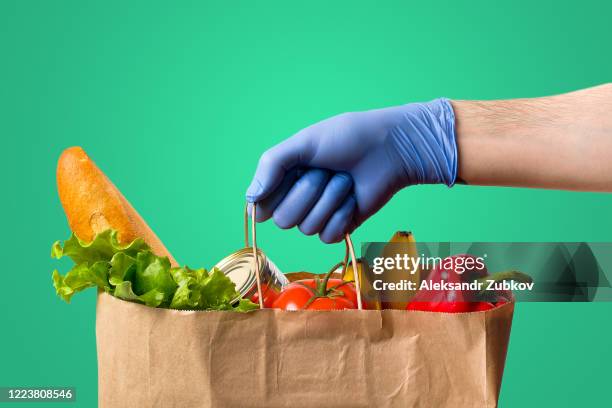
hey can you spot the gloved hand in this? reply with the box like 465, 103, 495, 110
246, 98, 458, 243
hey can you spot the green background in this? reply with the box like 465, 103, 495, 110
1, 1, 611, 406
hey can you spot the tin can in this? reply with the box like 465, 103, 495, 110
214, 247, 289, 307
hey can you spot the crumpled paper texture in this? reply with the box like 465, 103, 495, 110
96, 278, 513, 408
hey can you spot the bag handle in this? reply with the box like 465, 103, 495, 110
244, 202, 363, 310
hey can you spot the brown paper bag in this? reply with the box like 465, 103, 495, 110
96, 274, 514, 408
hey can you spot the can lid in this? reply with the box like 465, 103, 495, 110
213, 247, 265, 302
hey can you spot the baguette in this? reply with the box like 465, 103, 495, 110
57, 146, 177, 266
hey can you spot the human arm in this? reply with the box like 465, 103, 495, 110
454, 83, 612, 191
246, 84, 612, 243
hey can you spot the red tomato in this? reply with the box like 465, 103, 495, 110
271, 284, 314, 311
273, 278, 358, 310
306, 296, 356, 310
249, 283, 279, 308
292, 278, 359, 306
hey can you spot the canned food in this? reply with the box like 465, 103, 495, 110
214, 247, 289, 307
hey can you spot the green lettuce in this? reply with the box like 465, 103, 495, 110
51, 230, 258, 312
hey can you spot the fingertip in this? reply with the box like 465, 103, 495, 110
246, 202, 265, 223
272, 211, 293, 230
251, 168, 300, 223
245, 179, 264, 202
319, 232, 343, 244
247, 149, 286, 203
298, 223, 317, 236
319, 196, 357, 244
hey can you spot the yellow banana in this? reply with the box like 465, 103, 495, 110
338, 259, 383, 310
380, 231, 420, 309
341, 259, 360, 282
335, 231, 418, 310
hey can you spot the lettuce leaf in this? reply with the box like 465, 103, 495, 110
132, 251, 177, 306
52, 230, 148, 264
51, 230, 258, 312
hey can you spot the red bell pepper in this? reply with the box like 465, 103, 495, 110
406, 254, 530, 313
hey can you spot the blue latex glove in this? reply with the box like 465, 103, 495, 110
246, 98, 458, 243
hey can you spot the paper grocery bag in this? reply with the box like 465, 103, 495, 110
96, 283, 514, 408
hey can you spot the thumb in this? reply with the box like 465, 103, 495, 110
246, 134, 312, 203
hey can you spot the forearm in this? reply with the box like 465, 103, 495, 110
452, 84, 612, 191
